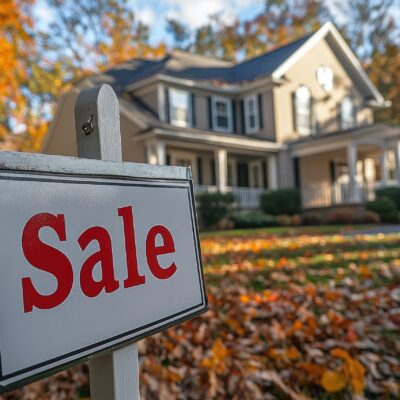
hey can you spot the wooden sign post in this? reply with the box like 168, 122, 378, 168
0, 84, 207, 396
74, 85, 139, 400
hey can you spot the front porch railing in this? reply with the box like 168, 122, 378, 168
194, 185, 265, 209
302, 181, 379, 209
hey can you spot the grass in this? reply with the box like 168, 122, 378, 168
200, 224, 377, 238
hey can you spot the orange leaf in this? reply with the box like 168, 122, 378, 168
331, 348, 350, 360
320, 370, 346, 393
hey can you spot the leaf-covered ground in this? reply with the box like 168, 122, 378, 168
2, 229, 400, 399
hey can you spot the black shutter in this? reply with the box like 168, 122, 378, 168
165, 88, 170, 123
329, 160, 335, 184
197, 157, 203, 185
210, 159, 216, 185
293, 157, 301, 188
191, 93, 196, 127
336, 102, 342, 131
258, 94, 263, 130
207, 97, 213, 130
291, 91, 297, 132
232, 99, 237, 133
240, 99, 245, 134
262, 160, 268, 188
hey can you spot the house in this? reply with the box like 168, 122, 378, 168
43, 22, 400, 212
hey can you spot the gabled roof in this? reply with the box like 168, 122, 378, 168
86, 21, 385, 105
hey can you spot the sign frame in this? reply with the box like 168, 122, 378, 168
0, 151, 207, 393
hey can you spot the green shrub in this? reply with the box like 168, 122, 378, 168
376, 187, 400, 210
230, 210, 278, 229
366, 197, 398, 223
260, 188, 301, 216
196, 192, 234, 228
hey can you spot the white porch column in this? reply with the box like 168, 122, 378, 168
156, 141, 166, 165
347, 142, 359, 202
215, 149, 227, 192
146, 143, 157, 165
380, 143, 390, 186
267, 154, 278, 190
393, 141, 400, 184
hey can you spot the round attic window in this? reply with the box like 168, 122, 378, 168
316, 65, 333, 92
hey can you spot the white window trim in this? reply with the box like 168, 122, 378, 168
340, 96, 356, 130
168, 88, 192, 128
211, 96, 233, 133
244, 95, 260, 134
295, 85, 312, 136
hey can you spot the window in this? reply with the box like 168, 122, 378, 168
168, 88, 191, 127
341, 96, 355, 130
316, 65, 333, 92
212, 96, 232, 132
244, 95, 259, 134
294, 85, 312, 135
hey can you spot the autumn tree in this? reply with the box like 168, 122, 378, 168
336, 0, 400, 124
44, 0, 165, 78
167, 0, 328, 61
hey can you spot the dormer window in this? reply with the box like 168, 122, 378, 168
294, 85, 312, 135
212, 96, 232, 132
168, 88, 192, 127
340, 96, 356, 130
244, 95, 259, 134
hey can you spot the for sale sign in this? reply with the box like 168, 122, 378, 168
0, 152, 206, 392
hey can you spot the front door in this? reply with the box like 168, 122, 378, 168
237, 162, 249, 187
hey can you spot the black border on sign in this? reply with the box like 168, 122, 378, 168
0, 171, 208, 393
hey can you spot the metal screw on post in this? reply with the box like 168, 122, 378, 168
81, 115, 94, 136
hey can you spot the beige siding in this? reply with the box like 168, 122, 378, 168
260, 90, 276, 140
299, 149, 346, 189
43, 91, 78, 156
274, 37, 374, 144
44, 90, 146, 162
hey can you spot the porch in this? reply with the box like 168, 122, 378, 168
141, 129, 282, 209
291, 124, 400, 209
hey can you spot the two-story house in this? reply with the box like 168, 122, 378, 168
43, 22, 400, 211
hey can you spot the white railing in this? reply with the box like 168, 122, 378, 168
194, 185, 265, 209
302, 181, 376, 209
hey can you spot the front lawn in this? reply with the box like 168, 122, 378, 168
2, 228, 400, 399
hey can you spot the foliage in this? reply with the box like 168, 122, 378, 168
0, 0, 165, 152
376, 187, 400, 210
337, 0, 400, 125
166, 0, 328, 61
261, 188, 301, 216
327, 209, 354, 225
230, 210, 278, 229
367, 197, 398, 222
196, 192, 234, 229
2, 229, 400, 399
360, 210, 381, 224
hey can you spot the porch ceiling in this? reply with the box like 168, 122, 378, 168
289, 123, 400, 157
135, 127, 284, 155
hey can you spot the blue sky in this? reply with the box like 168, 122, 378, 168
34, 0, 399, 46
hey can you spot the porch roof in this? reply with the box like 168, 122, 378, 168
289, 123, 400, 157
134, 126, 285, 154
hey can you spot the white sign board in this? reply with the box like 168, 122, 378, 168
0, 152, 206, 392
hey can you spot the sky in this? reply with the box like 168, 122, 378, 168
33, 0, 399, 46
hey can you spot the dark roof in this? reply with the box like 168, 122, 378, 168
88, 32, 313, 90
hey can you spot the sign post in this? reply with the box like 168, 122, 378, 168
0, 84, 207, 396
74, 84, 139, 399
